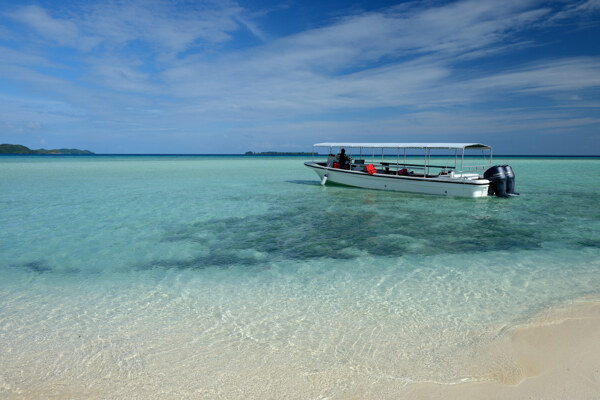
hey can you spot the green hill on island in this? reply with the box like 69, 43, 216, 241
0, 144, 94, 155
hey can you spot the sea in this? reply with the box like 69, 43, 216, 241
1, 155, 599, 398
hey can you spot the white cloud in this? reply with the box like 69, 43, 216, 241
85, 58, 160, 94
155, 0, 600, 118
81, 0, 243, 55
462, 57, 600, 94
0, 45, 61, 67
8, 1, 245, 55
548, 0, 600, 22
9, 5, 99, 50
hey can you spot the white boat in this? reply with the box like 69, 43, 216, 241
304, 143, 517, 198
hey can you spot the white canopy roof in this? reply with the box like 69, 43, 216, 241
313, 142, 491, 150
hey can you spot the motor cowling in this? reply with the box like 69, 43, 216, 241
502, 165, 518, 195
484, 165, 508, 197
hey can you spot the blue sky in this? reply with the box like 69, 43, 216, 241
0, 0, 599, 154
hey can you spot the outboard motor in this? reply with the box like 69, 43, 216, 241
484, 165, 508, 197
502, 165, 519, 195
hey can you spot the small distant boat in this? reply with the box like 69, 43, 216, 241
304, 142, 518, 198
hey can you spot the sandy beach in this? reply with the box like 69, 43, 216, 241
403, 299, 600, 399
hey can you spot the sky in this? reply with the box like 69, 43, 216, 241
0, 0, 599, 154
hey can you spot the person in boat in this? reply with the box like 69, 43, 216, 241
334, 148, 351, 169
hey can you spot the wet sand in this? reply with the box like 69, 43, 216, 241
403, 299, 600, 399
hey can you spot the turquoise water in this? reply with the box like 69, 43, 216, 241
1, 155, 599, 397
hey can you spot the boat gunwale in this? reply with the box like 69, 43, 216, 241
304, 162, 490, 186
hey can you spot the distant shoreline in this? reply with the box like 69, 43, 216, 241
0, 144, 94, 155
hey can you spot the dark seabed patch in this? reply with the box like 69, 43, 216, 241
146, 201, 554, 270
129, 169, 600, 271
11, 260, 52, 274
577, 239, 600, 248
285, 180, 322, 185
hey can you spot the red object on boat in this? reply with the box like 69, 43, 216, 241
333, 162, 341, 168
398, 168, 408, 175
366, 164, 376, 175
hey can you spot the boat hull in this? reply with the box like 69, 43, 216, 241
305, 162, 489, 197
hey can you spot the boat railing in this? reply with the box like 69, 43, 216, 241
461, 165, 490, 172
350, 160, 452, 169
349, 161, 451, 176
311, 159, 489, 178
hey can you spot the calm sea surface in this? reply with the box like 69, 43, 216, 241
1, 155, 599, 397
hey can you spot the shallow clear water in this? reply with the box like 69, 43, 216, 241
1, 155, 599, 397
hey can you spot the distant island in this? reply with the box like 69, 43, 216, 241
0, 144, 94, 155
245, 151, 312, 155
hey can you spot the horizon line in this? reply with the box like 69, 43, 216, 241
1, 153, 599, 157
